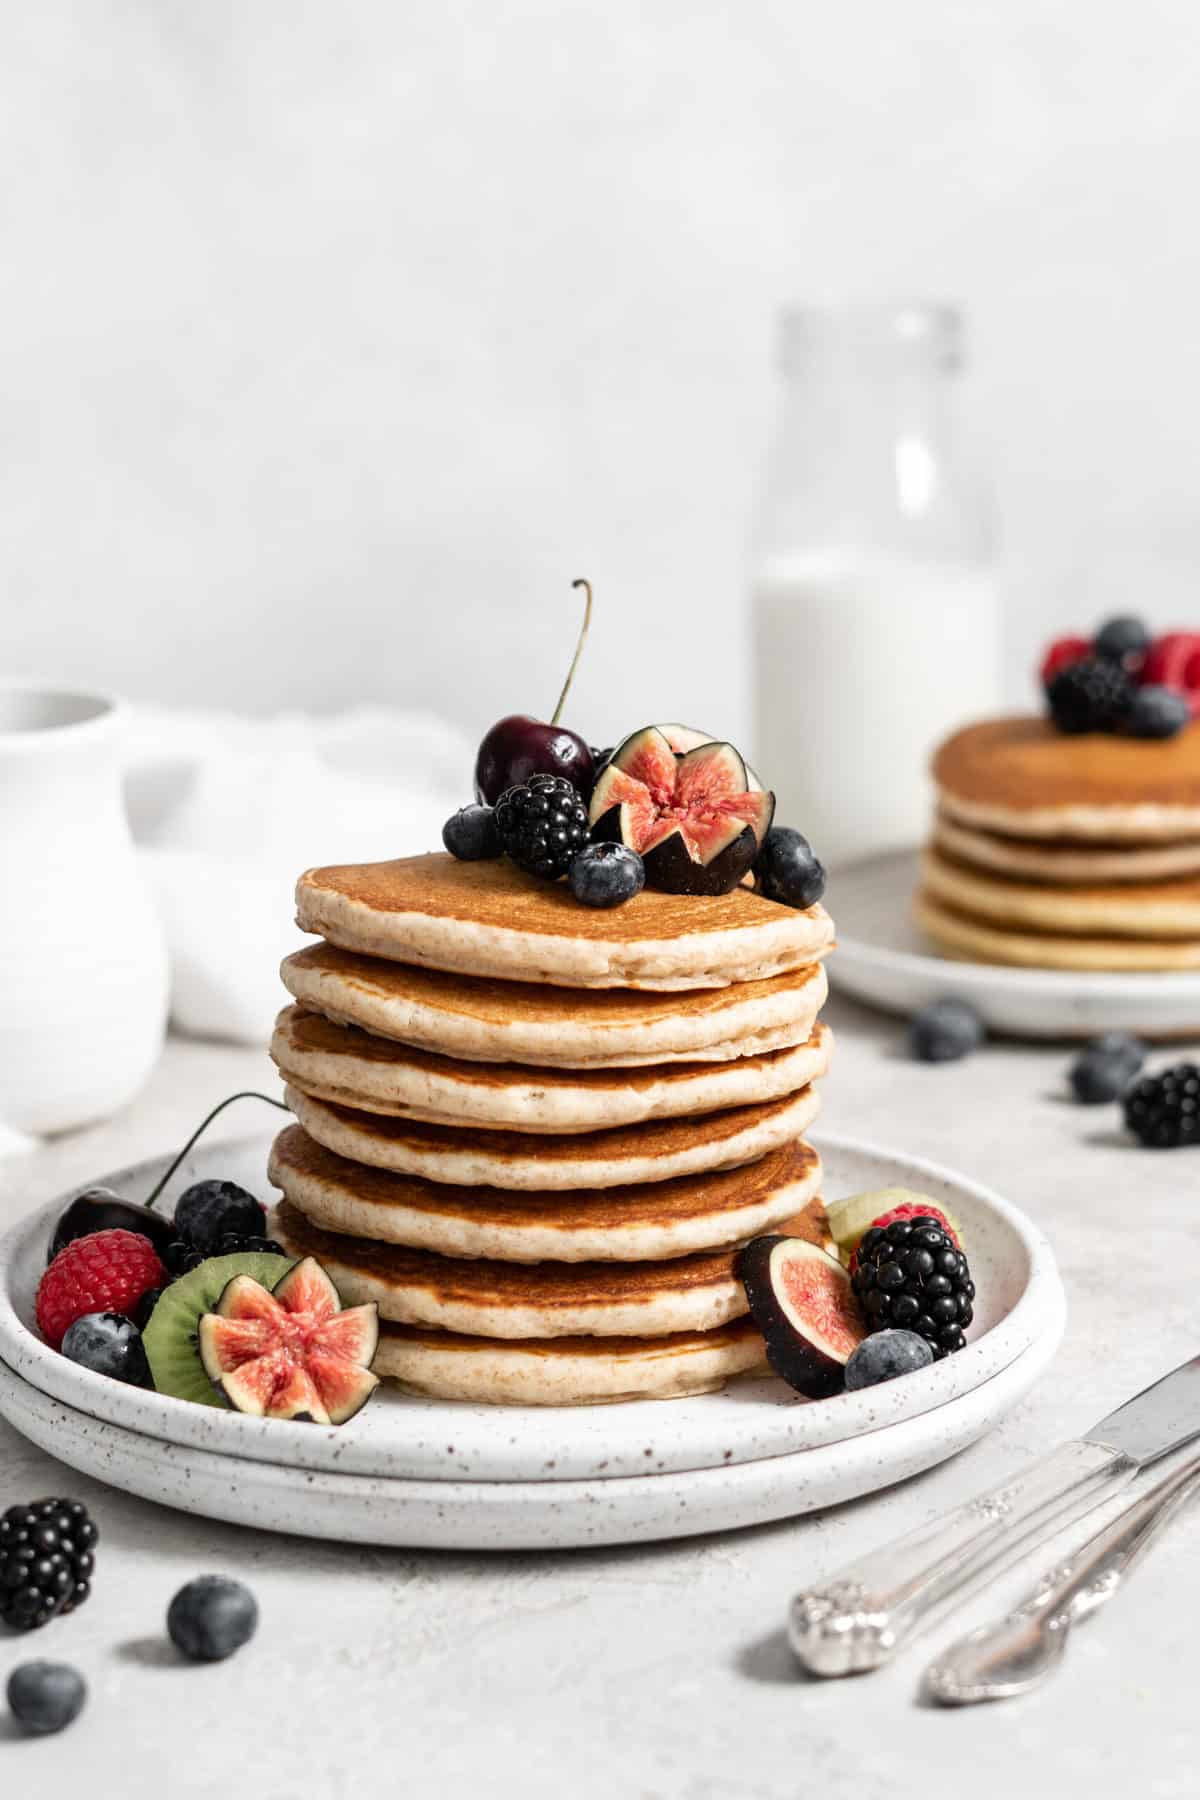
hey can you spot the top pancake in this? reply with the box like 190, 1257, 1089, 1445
934, 717, 1200, 842
295, 852, 835, 989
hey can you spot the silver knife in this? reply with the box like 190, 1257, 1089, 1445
925, 1444, 1200, 1704
789, 1350, 1200, 1677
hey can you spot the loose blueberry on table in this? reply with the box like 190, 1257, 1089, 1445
909, 997, 984, 1064
1068, 1032, 1146, 1105
6, 1661, 88, 1735
167, 1575, 259, 1663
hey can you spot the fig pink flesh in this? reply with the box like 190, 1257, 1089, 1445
776, 1249, 866, 1362
202, 1262, 379, 1425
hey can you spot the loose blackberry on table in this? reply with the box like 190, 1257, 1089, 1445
1124, 1063, 1200, 1149
494, 773, 590, 880
0, 1498, 98, 1633
851, 1217, 974, 1359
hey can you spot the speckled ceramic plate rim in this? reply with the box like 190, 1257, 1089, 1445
0, 1303, 1064, 1550
831, 848, 1200, 1040
0, 1130, 1063, 1483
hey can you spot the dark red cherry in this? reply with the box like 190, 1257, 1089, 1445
473, 579, 597, 804
48, 1189, 176, 1265
475, 716, 593, 804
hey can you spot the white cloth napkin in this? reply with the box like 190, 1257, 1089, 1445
124, 706, 475, 1045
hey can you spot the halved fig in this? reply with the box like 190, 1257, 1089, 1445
737, 1236, 867, 1398
197, 1255, 380, 1426
589, 724, 775, 895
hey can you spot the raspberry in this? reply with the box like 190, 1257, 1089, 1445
36, 1230, 166, 1351
1039, 635, 1092, 688
847, 1201, 962, 1274
1141, 634, 1200, 718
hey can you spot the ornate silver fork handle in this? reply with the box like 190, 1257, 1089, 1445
926, 1446, 1200, 1704
789, 1439, 1137, 1677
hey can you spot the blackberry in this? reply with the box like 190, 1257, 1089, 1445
174, 1179, 266, 1253
494, 773, 589, 880
851, 1218, 974, 1359
1124, 1062, 1200, 1149
0, 1498, 98, 1633
215, 1233, 285, 1259
164, 1240, 206, 1278
1047, 658, 1134, 734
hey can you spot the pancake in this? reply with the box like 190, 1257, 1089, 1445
269, 1195, 830, 1338
268, 1124, 823, 1262
295, 852, 835, 990
932, 813, 1200, 885
934, 717, 1200, 842
915, 890, 1200, 971
280, 943, 829, 1069
271, 1005, 835, 1133
284, 1080, 821, 1189
370, 1316, 768, 1405
922, 847, 1200, 940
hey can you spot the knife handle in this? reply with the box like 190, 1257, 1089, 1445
788, 1439, 1138, 1677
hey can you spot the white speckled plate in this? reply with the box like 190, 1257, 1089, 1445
0, 1313, 1062, 1548
832, 849, 1200, 1041
0, 1131, 1063, 1494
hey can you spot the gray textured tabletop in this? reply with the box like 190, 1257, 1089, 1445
1, 998, 1196, 1799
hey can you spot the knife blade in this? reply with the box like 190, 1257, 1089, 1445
788, 1351, 1200, 1677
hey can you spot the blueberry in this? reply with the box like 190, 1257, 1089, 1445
6, 1661, 87, 1735
167, 1575, 259, 1663
1127, 684, 1190, 740
173, 1181, 265, 1254
754, 828, 827, 910
48, 1189, 175, 1265
1094, 615, 1150, 664
61, 1311, 154, 1387
909, 998, 984, 1063
568, 841, 645, 908
441, 804, 500, 861
844, 1330, 935, 1391
1069, 1031, 1147, 1104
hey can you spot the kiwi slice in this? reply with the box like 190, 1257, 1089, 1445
143, 1252, 295, 1407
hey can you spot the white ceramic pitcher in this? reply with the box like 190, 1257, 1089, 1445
0, 684, 168, 1135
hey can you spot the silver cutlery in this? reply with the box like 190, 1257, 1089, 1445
925, 1443, 1200, 1704
789, 1350, 1200, 1677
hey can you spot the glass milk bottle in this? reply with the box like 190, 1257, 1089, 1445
751, 304, 1000, 867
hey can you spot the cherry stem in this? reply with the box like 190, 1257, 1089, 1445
143, 1091, 291, 1211
550, 578, 593, 726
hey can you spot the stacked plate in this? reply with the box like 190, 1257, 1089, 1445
0, 1135, 1063, 1549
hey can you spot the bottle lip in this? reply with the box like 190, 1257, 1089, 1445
777, 302, 964, 371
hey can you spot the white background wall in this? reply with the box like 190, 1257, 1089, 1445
4, 2, 1200, 758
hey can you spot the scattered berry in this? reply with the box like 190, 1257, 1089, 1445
754, 827, 827, 910
48, 1189, 175, 1265
164, 1241, 206, 1278
6, 1661, 87, 1735
174, 1181, 266, 1254
1124, 1063, 1200, 1149
1142, 633, 1200, 717
844, 1329, 935, 1391
1128, 684, 1190, 739
568, 841, 645, 908
1046, 657, 1135, 734
851, 1218, 974, 1359
36, 1230, 166, 1352
167, 1576, 259, 1662
1093, 614, 1150, 668
1069, 1032, 1146, 1104
1039, 634, 1092, 688
494, 773, 589, 880
910, 998, 984, 1064
0, 1499, 97, 1632
442, 804, 500, 861
60, 1312, 153, 1387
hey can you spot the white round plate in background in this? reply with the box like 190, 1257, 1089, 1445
830, 849, 1200, 1041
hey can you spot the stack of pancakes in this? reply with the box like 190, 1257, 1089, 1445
266, 853, 837, 1405
917, 718, 1200, 970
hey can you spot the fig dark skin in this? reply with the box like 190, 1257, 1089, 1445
474, 579, 596, 804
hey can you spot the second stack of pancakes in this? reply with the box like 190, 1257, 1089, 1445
267, 853, 837, 1405
917, 717, 1200, 971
